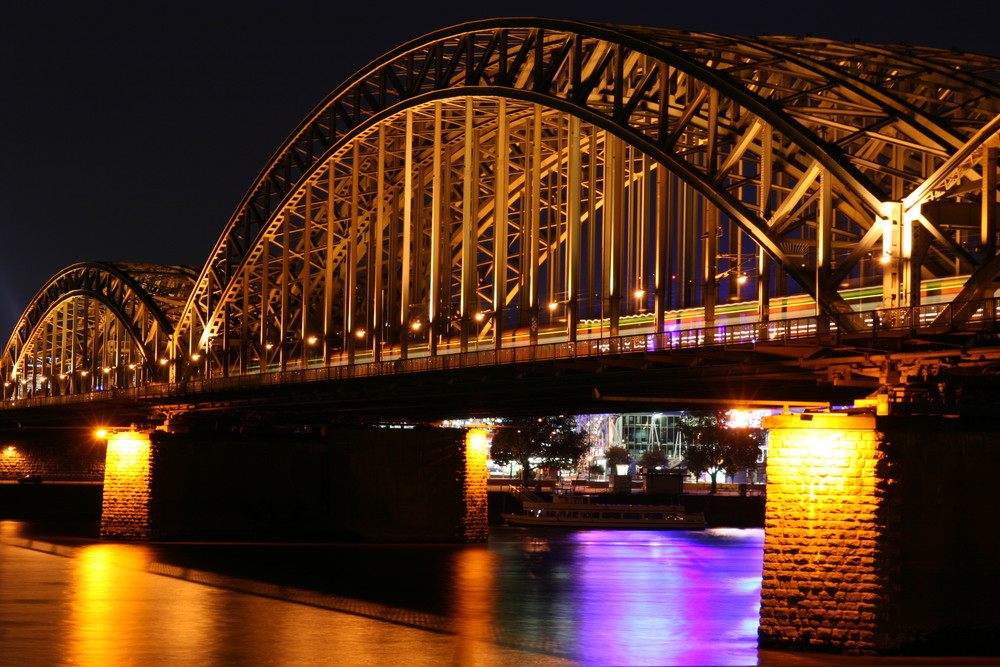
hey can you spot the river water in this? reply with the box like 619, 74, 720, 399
5, 522, 988, 667
1, 521, 771, 665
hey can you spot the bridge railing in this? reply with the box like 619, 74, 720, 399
4, 296, 999, 409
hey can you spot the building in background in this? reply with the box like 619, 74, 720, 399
456, 410, 771, 482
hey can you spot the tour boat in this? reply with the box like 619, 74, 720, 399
502, 488, 706, 530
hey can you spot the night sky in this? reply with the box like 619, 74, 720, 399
2, 0, 998, 340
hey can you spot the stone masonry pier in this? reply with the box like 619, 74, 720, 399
760, 410, 1000, 655
100, 425, 487, 543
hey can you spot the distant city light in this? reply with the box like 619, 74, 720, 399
726, 409, 769, 429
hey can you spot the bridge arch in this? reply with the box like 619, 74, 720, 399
1, 262, 197, 399
159, 18, 1000, 378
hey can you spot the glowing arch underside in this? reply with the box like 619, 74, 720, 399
168, 20, 1000, 379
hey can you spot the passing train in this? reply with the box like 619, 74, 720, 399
11, 276, 973, 391
331, 275, 971, 365
203, 273, 984, 377
587, 275, 968, 336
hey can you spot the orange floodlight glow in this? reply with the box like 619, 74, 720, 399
466, 428, 488, 455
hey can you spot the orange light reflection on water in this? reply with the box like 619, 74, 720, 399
62, 544, 212, 666
55, 542, 512, 665
450, 545, 497, 663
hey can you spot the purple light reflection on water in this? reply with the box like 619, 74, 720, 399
557, 528, 763, 666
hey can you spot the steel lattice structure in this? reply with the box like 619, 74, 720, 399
3, 19, 1000, 397
1, 263, 197, 398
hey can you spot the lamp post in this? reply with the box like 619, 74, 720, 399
473, 311, 490, 352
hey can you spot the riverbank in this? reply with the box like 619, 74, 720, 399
489, 490, 764, 527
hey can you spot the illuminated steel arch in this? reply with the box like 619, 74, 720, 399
1, 263, 197, 399
154, 19, 999, 378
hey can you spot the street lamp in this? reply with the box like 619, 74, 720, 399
473, 311, 492, 351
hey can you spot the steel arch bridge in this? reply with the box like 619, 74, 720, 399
1, 263, 197, 398
4, 18, 1000, 405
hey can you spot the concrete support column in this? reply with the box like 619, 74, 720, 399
761, 411, 1000, 655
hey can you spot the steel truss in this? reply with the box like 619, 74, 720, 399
0, 263, 197, 399
4, 19, 1000, 392
167, 20, 1000, 380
